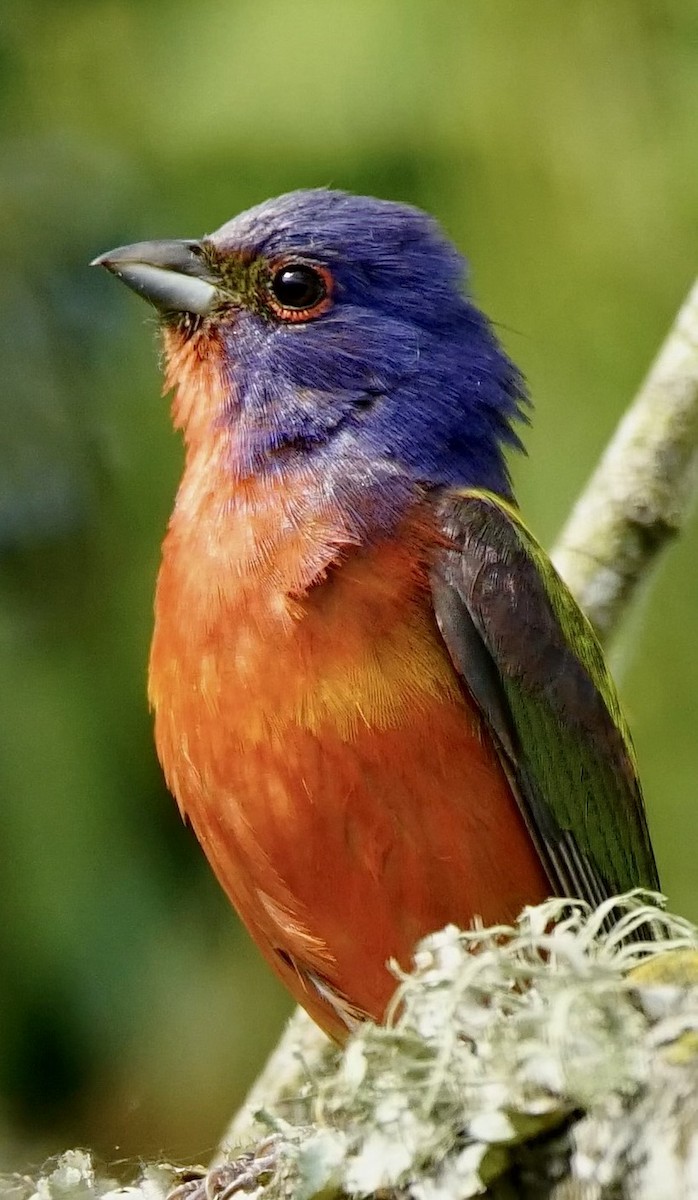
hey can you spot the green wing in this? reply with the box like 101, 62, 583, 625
431, 489, 659, 904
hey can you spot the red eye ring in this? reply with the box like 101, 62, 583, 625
267, 260, 334, 322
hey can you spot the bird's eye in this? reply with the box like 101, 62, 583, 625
268, 262, 331, 321
271, 264, 325, 309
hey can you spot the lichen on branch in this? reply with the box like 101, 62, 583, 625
7, 896, 698, 1200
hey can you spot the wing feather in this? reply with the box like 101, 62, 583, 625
431, 489, 659, 905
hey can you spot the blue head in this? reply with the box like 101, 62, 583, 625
96, 189, 527, 527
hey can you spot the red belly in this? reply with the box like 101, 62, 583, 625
155, 663, 549, 1040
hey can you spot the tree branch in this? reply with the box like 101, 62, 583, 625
552, 278, 698, 640
15, 898, 698, 1200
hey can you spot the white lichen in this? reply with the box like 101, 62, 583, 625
5, 895, 698, 1200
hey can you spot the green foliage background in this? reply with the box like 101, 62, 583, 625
1, 0, 696, 1175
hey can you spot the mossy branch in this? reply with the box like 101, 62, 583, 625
9, 897, 698, 1200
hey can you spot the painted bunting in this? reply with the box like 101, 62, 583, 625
94, 190, 659, 1040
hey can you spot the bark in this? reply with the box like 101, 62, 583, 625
552, 279, 698, 641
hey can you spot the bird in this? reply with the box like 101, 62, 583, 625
93, 189, 659, 1041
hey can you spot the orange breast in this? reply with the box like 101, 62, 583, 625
150, 486, 549, 1038
150, 328, 549, 1040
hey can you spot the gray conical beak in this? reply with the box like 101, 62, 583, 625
91, 238, 219, 315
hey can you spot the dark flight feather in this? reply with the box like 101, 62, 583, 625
431, 489, 659, 907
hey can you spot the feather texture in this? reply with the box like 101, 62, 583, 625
433, 490, 659, 901
150, 331, 549, 1038
95, 188, 659, 1039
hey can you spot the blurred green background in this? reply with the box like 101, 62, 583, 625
1, 0, 697, 1175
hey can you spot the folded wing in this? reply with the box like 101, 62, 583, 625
431, 490, 659, 905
